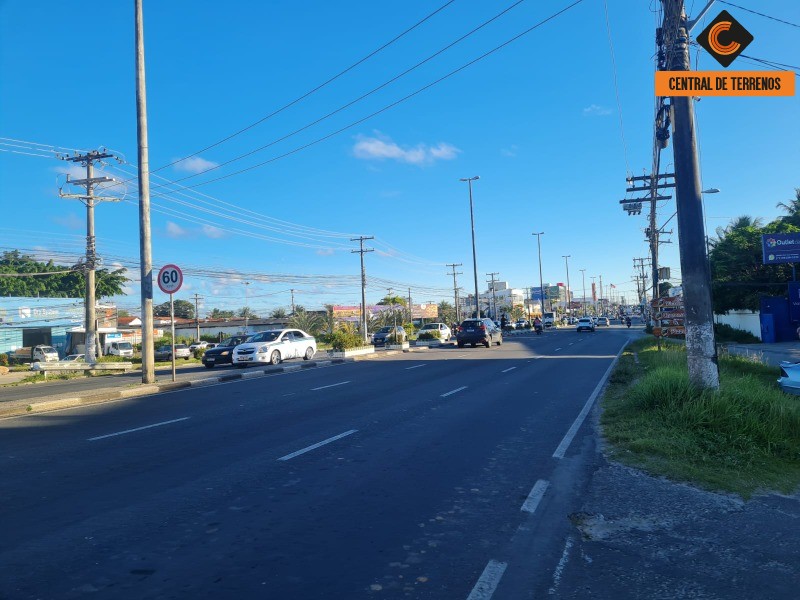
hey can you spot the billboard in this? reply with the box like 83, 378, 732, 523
762, 233, 800, 265
0, 297, 83, 328
412, 303, 438, 319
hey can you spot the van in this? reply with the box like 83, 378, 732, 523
105, 341, 134, 358
542, 312, 556, 327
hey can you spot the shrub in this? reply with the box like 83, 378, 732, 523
97, 355, 128, 363
0, 353, 8, 367
418, 330, 441, 340
193, 347, 206, 359
387, 333, 406, 345
329, 330, 365, 352
714, 322, 760, 344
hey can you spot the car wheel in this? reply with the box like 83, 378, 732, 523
185, 356, 190, 360
471, 343, 476, 348
304, 347, 315, 361
270, 350, 281, 365
204, 364, 214, 369
496, 338, 502, 346
484, 340, 490, 348
457, 341, 464, 348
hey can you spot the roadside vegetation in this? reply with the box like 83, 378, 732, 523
713, 322, 761, 344
602, 337, 800, 498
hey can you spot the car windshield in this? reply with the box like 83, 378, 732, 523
377, 327, 393, 334
175, 344, 188, 349
250, 331, 281, 343
117, 342, 133, 350
40, 346, 56, 353
420, 325, 435, 330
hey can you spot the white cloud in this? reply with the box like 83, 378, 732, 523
501, 144, 519, 158
166, 221, 189, 238
353, 133, 460, 165
172, 156, 219, 174
315, 248, 335, 256
201, 225, 226, 239
583, 104, 612, 117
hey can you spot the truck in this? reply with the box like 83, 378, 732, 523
104, 340, 135, 358
542, 312, 556, 328
8, 345, 60, 364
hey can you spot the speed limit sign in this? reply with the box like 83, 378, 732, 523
157, 264, 183, 294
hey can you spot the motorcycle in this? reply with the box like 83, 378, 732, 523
626, 319, 632, 328
534, 323, 543, 335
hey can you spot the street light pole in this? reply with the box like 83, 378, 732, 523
579, 269, 587, 316
460, 176, 481, 318
562, 255, 571, 318
532, 232, 545, 314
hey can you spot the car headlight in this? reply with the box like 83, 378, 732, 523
221, 351, 229, 356
259, 345, 269, 353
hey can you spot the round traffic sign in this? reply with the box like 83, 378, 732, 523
157, 264, 183, 294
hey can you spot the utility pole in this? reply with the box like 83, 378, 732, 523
460, 176, 481, 318
590, 276, 597, 315
579, 269, 587, 316
660, 0, 719, 389
351, 235, 374, 343
562, 256, 571, 317
59, 150, 119, 362
192, 293, 203, 341
244, 281, 250, 331
135, 0, 155, 384
532, 232, 546, 314
407, 287, 412, 325
599, 274, 604, 314
290, 288, 296, 315
487, 272, 499, 321
447, 263, 463, 323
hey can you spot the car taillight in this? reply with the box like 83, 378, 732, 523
479, 325, 486, 330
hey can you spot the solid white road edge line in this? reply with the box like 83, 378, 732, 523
466, 559, 508, 600
501, 366, 517, 373
547, 537, 574, 595
310, 381, 350, 391
405, 364, 427, 370
277, 429, 358, 461
521, 479, 550, 514
440, 385, 467, 398
88, 417, 191, 441
552, 341, 627, 459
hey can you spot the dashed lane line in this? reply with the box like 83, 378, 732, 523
88, 417, 191, 442
521, 479, 550, 514
440, 386, 468, 398
405, 364, 427, 370
310, 381, 350, 391
466, 559, 508, 600
501, 366, 517, 373
277, 429, 358, 461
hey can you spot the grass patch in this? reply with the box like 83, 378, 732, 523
602, 336, 800, 498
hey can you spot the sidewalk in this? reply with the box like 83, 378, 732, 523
722, 341, 800, 366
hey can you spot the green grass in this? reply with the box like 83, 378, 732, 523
714, 322, 761, 344
602, 337, 800, 498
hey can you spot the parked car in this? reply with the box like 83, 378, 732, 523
188, 340, 209, 352
371, 326, 407, 346
515, 319, 529, 329
576, 317, 596, 332
154, 344, 191, 361
596, 317, 610, 327
64, 354, 85, 362
201, 335, 250, 369
456, 318, 503, 348
503, 321, 516, 330
232, 329, 317, 367
416, 323, 452, 341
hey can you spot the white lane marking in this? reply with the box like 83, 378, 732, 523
405, 364, 427, 370
554, 347, 562, 352
88, 417, 190, 441
521, 479, 550, 513
568, 342, 574, 346
277, 429, 358, 461
501, 366, 517, 373
466, 559, 508, 600
310, 381, 350, 391
552, 341, 627, 459
282, 392, 296, 397
440, 386, 467, 398
547, 537, 574, 595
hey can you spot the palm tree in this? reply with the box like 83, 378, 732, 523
289, 308, 322, 335
270, 308, 288, 319
776, 188, 800, 221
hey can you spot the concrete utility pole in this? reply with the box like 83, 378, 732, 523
447, 263, 463, 323
487, 272, 499, 321
59, 150, 119, 362
579, 269, 587, 316
599, 274, 604, 314
562, 256, 571, 316
290, 288, 296, 315
135, 0, 155, 384
407, 288, 413, 324
192, 293, 203, 341
351, 236, 374, 343
244, 281, 250, 331
660, 0, 719, 389
460, 176, 481, 318
532, 232, 546, 313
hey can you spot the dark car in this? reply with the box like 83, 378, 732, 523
456, 318, 503, 348
371, 326, 407, 346
201, 335, 251, 369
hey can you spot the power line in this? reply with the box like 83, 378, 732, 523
602, 0, 631, 175
716, 1, 800, 29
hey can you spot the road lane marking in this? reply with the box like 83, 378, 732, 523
521, 479, 550, 514
568, 343, 574, 346
501, 366, 517, 373
405, 364, 427, 370
466, 559, 507, 600
88, 417, 190, 441
547, 537, 574, 595
554, 347, 562, 352
277, 429, 358, 461
310, 381, 350, 391
552, 342, 627, 459
440, 386, 467, 398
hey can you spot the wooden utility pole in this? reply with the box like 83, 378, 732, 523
135, 0, 155, 384
661, 0, 719, 389
351, 236, 374, 343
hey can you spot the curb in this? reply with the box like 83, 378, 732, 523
0, 358, 349, 419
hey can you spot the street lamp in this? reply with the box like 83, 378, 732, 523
532, 232, 546, 315
562, 255, 571, 318
579, 269, 587, 316
460, 176, 481, 317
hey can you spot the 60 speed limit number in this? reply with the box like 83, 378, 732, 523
157, 264, 183, 295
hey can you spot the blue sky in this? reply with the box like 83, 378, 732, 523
1, 0, 798, 316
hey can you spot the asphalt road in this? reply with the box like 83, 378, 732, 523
0, 327, 632, 599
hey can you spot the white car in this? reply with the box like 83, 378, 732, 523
188, 341, 209, 352
416, 323, 452, 341
232, 328, 316, 366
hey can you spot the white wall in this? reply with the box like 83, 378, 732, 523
714, 310, 761, 340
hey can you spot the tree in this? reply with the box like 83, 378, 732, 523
154, 299, 195, 319
289, 308, 322, 335
510, 305, 525, 321
658, 282, 674, 297
270, 307, 287, 319
776, 188, 800, 228
0, 250, 128, 298
238, 306, 259, 320
377, 295, 407, 306
209, 308, 235, 319
437, 300, 457, 325
118, 309, 130, 317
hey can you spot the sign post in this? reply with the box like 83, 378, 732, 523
157, 264, 183, 382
